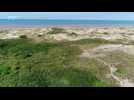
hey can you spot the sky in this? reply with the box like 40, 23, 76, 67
1, 12, 134, 20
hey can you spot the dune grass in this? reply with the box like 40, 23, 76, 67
47, 27, 67, 34
0, 38, 114, 87
0, 29, 9, 33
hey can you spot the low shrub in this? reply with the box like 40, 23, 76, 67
47, 27, 66, 34
68, 32, 78, 37
19, 35, 27, 39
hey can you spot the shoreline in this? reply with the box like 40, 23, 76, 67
0, 24, 134, 29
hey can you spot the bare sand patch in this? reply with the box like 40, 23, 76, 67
81, 44, 134, 58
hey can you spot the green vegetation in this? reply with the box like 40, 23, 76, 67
19, 35, 27, 39
0, 29, 9, 33
115, 55, 134, 79
102, 51, 134, 80
1, 27, 134, 87
0, 38, 112, 87
47, 27, 67, 34
67, 38, 115, 45
116, 66, 127, 76
103, 32, 109, 35
68, 32, 78, 37
37, 34, 42, 37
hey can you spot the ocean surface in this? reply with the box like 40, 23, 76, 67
1, 19, 134, 27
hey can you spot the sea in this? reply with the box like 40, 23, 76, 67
1, 19, 134, 27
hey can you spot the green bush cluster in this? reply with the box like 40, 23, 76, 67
19, 35, 27, 39
0, 38, 110, 87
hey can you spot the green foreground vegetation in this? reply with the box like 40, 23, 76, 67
0, 38, 116, 87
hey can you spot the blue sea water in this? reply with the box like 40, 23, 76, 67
1, 19, 134, 27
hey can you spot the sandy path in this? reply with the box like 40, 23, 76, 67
96, 58, 134, 87
80, 44, 134, 87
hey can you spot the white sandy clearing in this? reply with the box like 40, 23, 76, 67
81, 44, 134, 57
50, 33, 90, 41
51, 34, 71, 41
1, 33, 19, 39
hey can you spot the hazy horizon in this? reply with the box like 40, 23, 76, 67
0, 12, 134, 20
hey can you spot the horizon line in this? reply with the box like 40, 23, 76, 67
4, 19, 134, 20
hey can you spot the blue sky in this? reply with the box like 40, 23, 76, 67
1, 12, 134, 20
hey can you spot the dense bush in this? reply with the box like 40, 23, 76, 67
0, 38, 110, 87
19, 35, 27, 39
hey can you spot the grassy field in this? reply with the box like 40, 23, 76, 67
0, 38, 115, 87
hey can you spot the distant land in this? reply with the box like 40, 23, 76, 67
7, 16, 48, 20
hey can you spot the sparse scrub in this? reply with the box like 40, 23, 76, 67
103, 32, 109, 35
68, 32, 78, 37
47, 27, 67, 34
0, 29, 9, 33
67, 38, 115, 45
